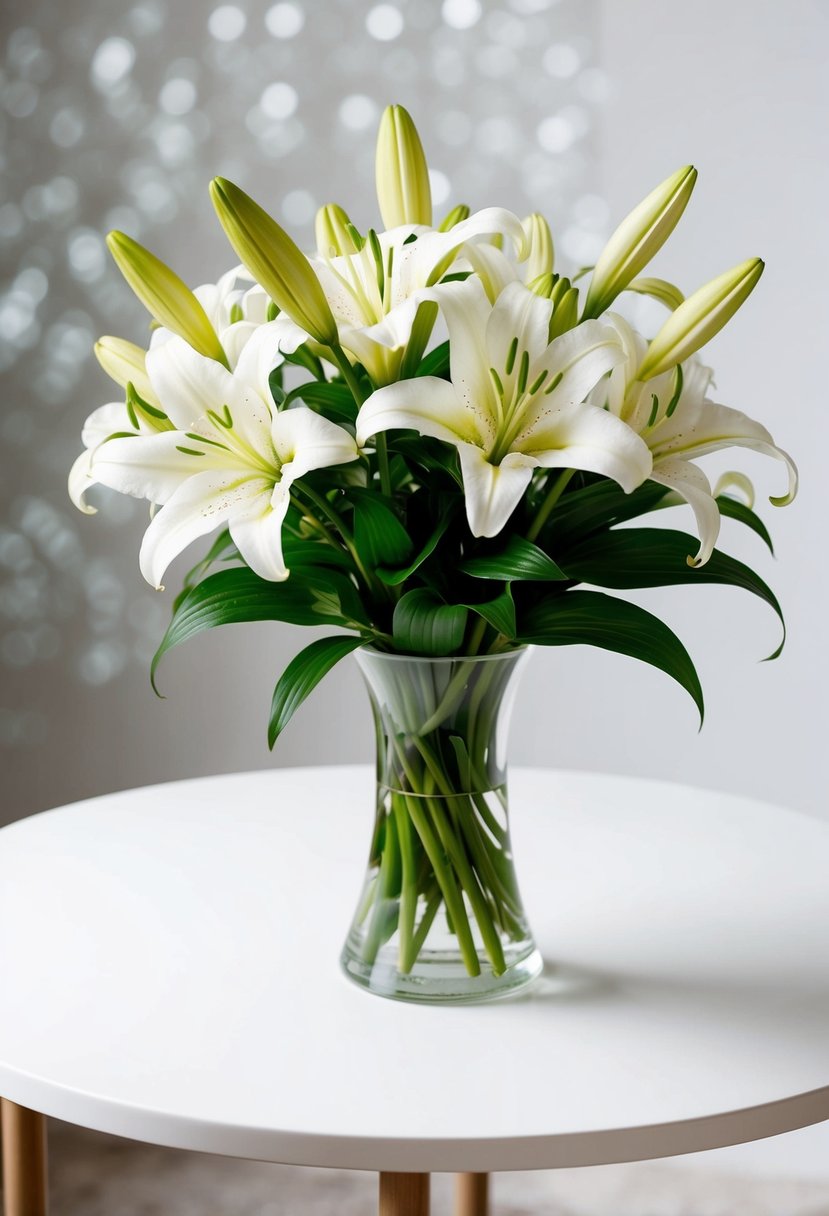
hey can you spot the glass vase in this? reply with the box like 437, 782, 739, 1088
341, 647, 542, 1003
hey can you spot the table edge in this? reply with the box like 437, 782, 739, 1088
1, 1067, 827, 1172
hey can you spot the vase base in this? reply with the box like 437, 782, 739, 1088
340, 941, 544, 1005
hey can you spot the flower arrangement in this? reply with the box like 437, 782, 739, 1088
69, 105, 797, 998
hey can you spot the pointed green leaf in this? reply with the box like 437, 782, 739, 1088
393, 589, 468, 656
351, 491, 413, 567
558, 527, 784, 657
285, 380, 357, 426
465, 587, 516, 639
269, 635, 364, 748
517, 590, 704, 723
461, 535, 567, 581
547, 479, 672, 543
415, 340, 450, 379
152, 568, 368, 694
377, 511, 453, 585
716, 495, 774, 554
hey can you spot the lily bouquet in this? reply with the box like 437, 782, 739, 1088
70, 105, 796, 999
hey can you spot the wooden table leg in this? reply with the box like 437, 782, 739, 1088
455, 1171, 489, 1216
379, 1171, 429, 1215
1, 1099, 48, 1216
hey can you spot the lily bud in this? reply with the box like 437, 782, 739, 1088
637, 257, 764, 380
105, 232, 226, 364
94, 336, 159, 405
210, 177, 338, 347
522, 213, 554, 281
582, 165, 697, 319
375, 104, 432, 229
315, 203, 361, 258
438, 203, 470, 232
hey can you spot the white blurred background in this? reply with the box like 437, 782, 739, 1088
1, 0, 827, 1181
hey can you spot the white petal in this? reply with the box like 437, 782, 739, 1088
650, 457, 721, 566
68, 449, 97, 514
649, 396, 798, 505
231, 316, 307, 396
431, 278, 498, 422
486, 282, 553, 382
392, 207, 526, 302
139, 471, 271, 589
92, 432, 230, 504
146, 336, 245, 430
595, 313, 647, 419
228, 481, 290, 582
355, 376, 482, 448
80, 401, 136, 448
521, 401, 653, 493
272, 406, 358, 477
534, 320, 626, 412
460, 243, 521, 301
457, 444, 535, 538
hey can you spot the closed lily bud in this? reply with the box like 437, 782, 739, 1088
522, 213, 554, 281
315, 203, 361, 258
105, 232, 226, 364
582, 165, 697, 319
438, 203, 470, 232
375, 104, 432, 229
211, 177, 338, 347
637, 257, 764, 380
94, 336, 159, 405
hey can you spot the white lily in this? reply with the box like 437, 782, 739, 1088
311, 207, 529, 385
356, 280, 652, 538
68, 390, 173, 515
71, 318, 306, 517
594, 314, 798, 564
82, 331, 358, 586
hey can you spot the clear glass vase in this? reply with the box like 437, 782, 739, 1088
341, 647, 542, 1003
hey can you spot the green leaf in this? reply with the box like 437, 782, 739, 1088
415, 340, 450, 379
268, 634, 364, 748
350, 490, 413, 567
175, 529, 239, 608
716, 495, 774, 554
465, 587, 516, 639
393, 588, 468, 656
285, 380, 356, 426
377, 511, 454, 585
558, 527, 784, 658
280, 536, 355, 571
461, 535, 568, 581
152, 568, 368, 693
547, 479, 672, 542
517, 590, 704, 723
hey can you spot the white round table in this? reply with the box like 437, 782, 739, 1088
1, 767, 828, 1216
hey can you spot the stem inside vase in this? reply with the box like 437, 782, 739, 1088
340, 647, 542, 1004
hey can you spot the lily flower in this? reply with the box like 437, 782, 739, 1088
68, 384, 173, 515
356, 280, 652, 537
77, 330, 358, 585
311, 207, 529, 384
594, 314, 798, 564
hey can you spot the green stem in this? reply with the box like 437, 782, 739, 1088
409, 735, 506, 974
392, 794, 418, 973
403, 791, 481, 977
526, 467, 576, 542
292, 482, 378, 593
329, 343, 393, 498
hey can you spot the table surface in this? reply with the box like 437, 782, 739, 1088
1, 766, 827, 1173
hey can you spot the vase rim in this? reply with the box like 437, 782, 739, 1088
356, 644, 530, 665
